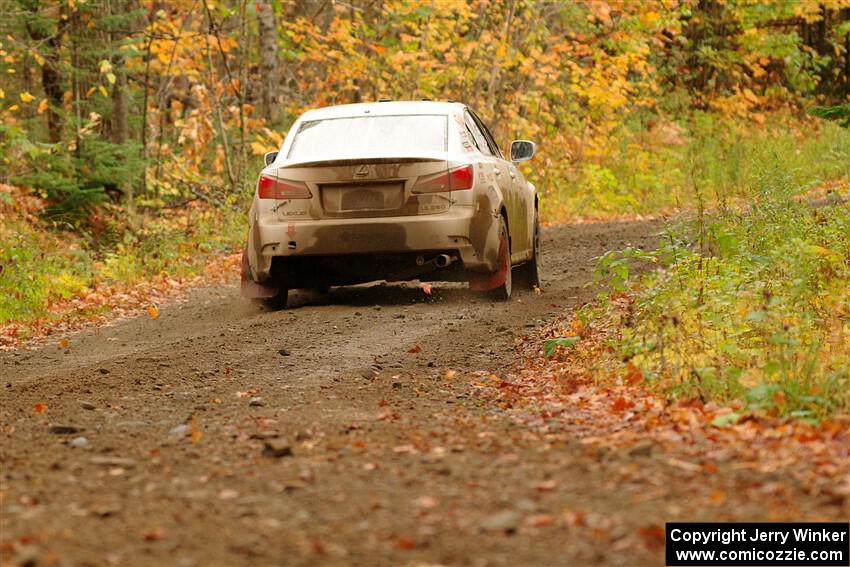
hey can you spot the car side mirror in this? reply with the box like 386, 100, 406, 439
264, 151, 278, 166
510, 140, 535, 163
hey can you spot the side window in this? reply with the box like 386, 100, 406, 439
464, 111, 493, 156
469, 110, 503, 158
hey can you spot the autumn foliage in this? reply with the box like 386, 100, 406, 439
1, 0, 849, 410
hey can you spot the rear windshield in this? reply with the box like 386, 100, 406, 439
287, 114, 447, 159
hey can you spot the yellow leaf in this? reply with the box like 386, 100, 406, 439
19, 91, 34, 103
9, 104, 18, 111
190, 415, 202, 444
250, 141, 267, 156
98, 85, 108, 97
0, 88, 4, 98
808, 244, 839, 259
742, 88, 758, 104
37, 98, 48, 114
106, 72, 116, 85
147, 304, 159, 319
30, 49, 45, 66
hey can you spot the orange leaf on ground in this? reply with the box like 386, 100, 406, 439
396, 537, 416, 550
638, 525, 665, 550
624, 362, 642, 385
142, 528, 164, 542
33, 403, 48, 414
528, 514, 556, 527
58, 339, 69, 349
147, 305, 159, 320
408, 345, 422, 354
611, 396, 631, 412
190, 415, 202, 444
420, 283, 432, 295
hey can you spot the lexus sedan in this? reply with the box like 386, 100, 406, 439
241, 100, 539, 307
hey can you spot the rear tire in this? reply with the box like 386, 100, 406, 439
489, 216, 512, 301
262, 288, 289, 310
516, 213, 541, 290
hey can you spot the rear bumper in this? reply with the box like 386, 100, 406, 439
248, 204, 500, 283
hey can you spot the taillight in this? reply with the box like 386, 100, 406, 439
257, 174, 312, 199
413, 164, 474, 193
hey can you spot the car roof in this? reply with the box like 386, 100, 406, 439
299, 100, 466, 120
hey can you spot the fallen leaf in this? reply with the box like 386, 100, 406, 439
190, 415, 202, 444
709, 489, 727, 504
638, 524, 665, 550
37, 98, 48, 114
33, 403, 48, 414
624, 362, 642, 385
142, 527, 164, 541
528, 514, 555, 527
396, 537, 416, 550
414, 495, 438, 510
563, 510, 586, 527
543, 336, 579, 356
58, 339, 69, 349
420, 283, 432, 295
408, 345, 422, 354
611, 396, 630, 412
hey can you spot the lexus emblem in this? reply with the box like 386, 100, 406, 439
354, 164, 370, 177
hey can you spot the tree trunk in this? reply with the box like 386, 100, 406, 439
41, 50, 63, 143
111, 59, 129, 147
257, 0, 280, 123
845, 31, 849, 90
112, 56, 135, 217
23, 3, 64, 143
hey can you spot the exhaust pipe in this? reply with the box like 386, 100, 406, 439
434, 254, 456, 268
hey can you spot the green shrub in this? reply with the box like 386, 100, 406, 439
596, 168, 850, 419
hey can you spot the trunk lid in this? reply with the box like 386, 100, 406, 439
273, 154, 451, 219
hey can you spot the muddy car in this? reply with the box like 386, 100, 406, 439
241, 100, 539, 307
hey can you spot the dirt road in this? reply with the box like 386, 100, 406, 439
1, 220, 839, 567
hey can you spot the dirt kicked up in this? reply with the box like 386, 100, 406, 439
1, 220, 845, 567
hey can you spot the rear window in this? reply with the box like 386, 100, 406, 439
287, 114, 447, 159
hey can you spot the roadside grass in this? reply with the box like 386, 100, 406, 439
582, 168, 850, 420
0, 185, 245, 338
539, 115, 850, 223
